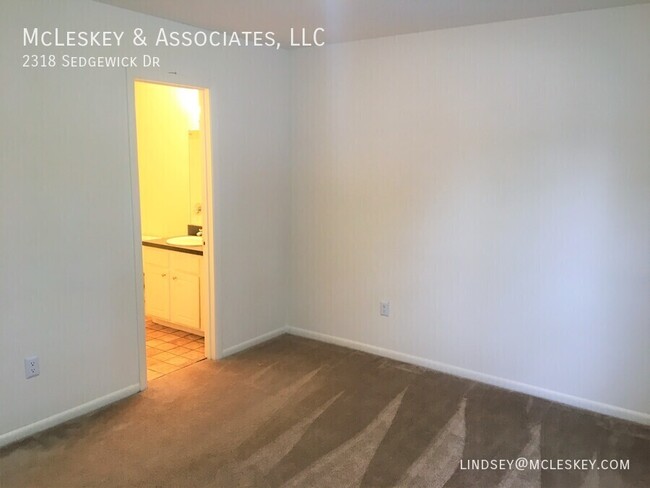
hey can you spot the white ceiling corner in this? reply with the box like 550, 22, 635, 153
95, 0, 650, 45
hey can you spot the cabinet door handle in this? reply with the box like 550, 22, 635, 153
172, 276, 177, 280
161, 273, 167, 277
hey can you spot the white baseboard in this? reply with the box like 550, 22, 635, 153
222, 326, 288, 357
0, 384, 141, 449
286, 326, 650, 426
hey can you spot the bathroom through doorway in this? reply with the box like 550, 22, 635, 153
131, 80, 215, 385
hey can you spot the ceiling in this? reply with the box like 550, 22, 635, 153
96, 0, 650, 45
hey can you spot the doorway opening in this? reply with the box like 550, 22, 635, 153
132, 80, 214, 383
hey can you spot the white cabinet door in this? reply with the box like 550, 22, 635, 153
144, 262, 170, 319
170, 270, 200, 330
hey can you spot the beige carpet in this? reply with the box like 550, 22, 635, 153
1, 334, 648, 487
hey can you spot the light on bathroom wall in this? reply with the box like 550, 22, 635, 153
176, 87, 201, 131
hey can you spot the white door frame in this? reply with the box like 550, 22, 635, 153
125, 68, 220, 390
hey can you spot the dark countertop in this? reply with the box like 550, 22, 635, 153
142, 237, 203, 256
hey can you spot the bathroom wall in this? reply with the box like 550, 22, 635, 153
135, 81, 197, 238
290, 4, 650, 422
188, 130, 205, 227
0, 0, 291, 444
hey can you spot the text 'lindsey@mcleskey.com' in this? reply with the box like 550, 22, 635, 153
460, 458, 630, 471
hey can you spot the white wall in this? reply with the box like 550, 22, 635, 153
0, 0, 290, 443
290, 5, 650, 422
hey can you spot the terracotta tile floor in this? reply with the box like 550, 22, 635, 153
145, 319, 205, 381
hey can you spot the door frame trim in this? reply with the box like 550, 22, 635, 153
125, 70, 220, 391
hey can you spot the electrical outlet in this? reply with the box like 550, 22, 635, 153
380, 301, 390, 317
24, 356, 40, 379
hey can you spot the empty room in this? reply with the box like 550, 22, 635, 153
1, 1, 648, 487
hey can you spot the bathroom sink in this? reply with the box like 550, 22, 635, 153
166, 236, 203, 246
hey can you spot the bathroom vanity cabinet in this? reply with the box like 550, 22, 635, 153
143, 246, 202, 334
